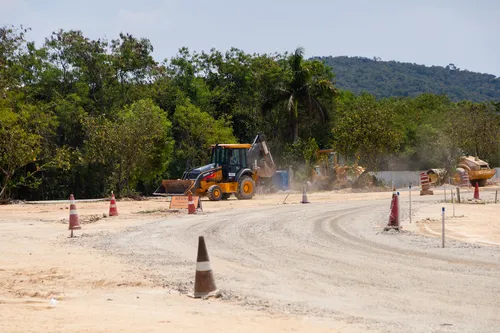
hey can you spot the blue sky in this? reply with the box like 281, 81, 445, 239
2, 0, 498, 76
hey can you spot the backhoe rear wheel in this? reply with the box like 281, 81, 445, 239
235, 176, 255, 200
207, 185, 223, 201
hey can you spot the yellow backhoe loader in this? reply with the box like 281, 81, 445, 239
154, 134, 276, 200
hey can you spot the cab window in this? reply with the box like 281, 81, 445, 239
211, 147, 228, 165
229, 149, 241, 166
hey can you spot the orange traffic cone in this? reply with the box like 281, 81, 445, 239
191, 236, 218, 298
68, 194, 81, 237
473, 182, 480, 200
419, 172, 434, 195
188, 191, 196, 214
385, 191, 400, 231
300, 186, 310, 204
109, 191, 118, 216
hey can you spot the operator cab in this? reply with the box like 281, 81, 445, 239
210, 144, 251, 182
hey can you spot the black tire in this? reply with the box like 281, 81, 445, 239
221, 193, 231, 200
235, 176, 255, 200
207, 185, 223, 201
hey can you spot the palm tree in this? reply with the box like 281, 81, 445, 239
263, 47, 337, 142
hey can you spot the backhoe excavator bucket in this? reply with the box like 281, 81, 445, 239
154, 179, 194, 196
255, 161, 276, 178
248, 136, 276, 178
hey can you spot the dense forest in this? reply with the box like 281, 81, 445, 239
1, 26, 500, 201
316, 56, 500, 102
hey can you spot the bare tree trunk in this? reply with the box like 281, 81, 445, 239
293, 100, 299, 143
293, 118, 299, 143
116, 164, 123, 197
0, 175, 11, 200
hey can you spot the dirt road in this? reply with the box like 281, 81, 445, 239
78, 193, 500, 332
1, 189, 500, 332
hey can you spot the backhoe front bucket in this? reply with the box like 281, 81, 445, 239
154, 179, 194, 196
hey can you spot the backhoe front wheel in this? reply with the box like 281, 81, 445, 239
207, 185, 223, 201
235, 176, 255, 200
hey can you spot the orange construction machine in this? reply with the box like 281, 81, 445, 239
154, 134, 276, 200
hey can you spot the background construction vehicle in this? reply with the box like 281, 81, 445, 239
310, 149, 374, 189
154, 134, 276, 200
453, 155, 496, 187
427, 155, 496, 187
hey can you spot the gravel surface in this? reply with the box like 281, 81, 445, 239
74, 198, 500, 333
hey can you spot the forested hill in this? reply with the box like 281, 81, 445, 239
315, 56, 500, 102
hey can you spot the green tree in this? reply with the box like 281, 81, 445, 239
0, 25, 28, 91
388, 94, 454, 170
0, 102, 57, 200
170, 100, 236, 177
282, 137, 319, 183
110, 32, 158, 106
451, 102, 500, 164
44, 29, 113, 114
332, 92, 403, 169
84, 99, 174, 196
264, 47, 337, 142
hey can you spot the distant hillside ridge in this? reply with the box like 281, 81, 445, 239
314, 56, 500, 102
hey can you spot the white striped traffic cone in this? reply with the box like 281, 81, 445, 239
191, 236, 218, 298
188, 192, 196, 214
419, 172, 434, 195
68, 194, 81, 237
109, 191, 118, 216
300, 186, 310, 203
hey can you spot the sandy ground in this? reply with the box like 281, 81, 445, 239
1, 186, 499, 332
409, 186, 500, 246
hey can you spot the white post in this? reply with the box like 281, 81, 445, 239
452, 190, 455, 217
449, 177, 452, 202
397, 191, 400, 227
442, 207, 445, 248
409, 182, 412, 224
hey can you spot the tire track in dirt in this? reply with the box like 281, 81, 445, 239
320, 205, 500, 270
81, 200, 500, 333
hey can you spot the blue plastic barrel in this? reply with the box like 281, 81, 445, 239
272, 170, 289, 191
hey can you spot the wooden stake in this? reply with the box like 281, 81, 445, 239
282, 192, 291, 204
